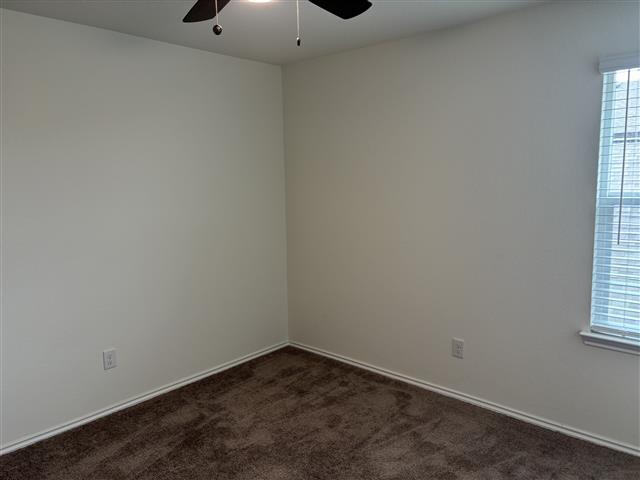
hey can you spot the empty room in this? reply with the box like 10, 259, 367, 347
1, 0, 639, 478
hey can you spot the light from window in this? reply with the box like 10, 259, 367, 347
590, 67, 640, 339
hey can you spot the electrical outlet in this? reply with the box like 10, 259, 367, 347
452, 338, 464, 359
103, 349, 117, 370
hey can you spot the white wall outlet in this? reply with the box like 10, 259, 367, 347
103, 349, 117, 370
452, 338, 464, 359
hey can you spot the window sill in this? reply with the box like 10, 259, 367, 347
579, 331, 640, 356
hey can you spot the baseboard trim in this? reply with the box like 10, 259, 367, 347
290, 341, 640, 458
0, 341, 288, 456
4, 340, 638, 458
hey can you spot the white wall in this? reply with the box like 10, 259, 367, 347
1, 9, 287, 448
284, 0, 640, 450
3, 0, 640, 456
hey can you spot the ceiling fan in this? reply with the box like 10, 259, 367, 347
183, 0, 373, 43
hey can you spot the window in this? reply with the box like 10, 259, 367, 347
589, 55, 640, 347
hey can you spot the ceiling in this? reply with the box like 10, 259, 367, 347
1, 0, 544, 64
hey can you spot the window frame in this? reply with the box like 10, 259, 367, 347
581, 54, 640, 355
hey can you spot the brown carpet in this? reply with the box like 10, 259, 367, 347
1, 346, 638, 479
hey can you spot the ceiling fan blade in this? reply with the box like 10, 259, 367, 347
308, 0, 372, 20
183, 0, 233, 23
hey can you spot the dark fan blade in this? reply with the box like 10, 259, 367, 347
308, 0, 372, 20
183, 0, 233, 23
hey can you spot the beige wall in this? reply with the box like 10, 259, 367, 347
3, 0, 639, 456
1, 9, 287, 448
284, 0, 640, 450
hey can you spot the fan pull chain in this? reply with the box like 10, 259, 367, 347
213, 0, 223, 35
296, 0, 301, 46
617, 69, 631, 245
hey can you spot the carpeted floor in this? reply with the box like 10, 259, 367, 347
1, 347, 638, 479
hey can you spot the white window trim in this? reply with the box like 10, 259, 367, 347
579, 330, 640, 356
583, 53, 640, 354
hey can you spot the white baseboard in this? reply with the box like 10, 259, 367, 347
290, 341, 640, 458
4, 340, 638, 459
0, 341, 288, 456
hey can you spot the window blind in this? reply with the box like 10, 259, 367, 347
590, 65, 640, 339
